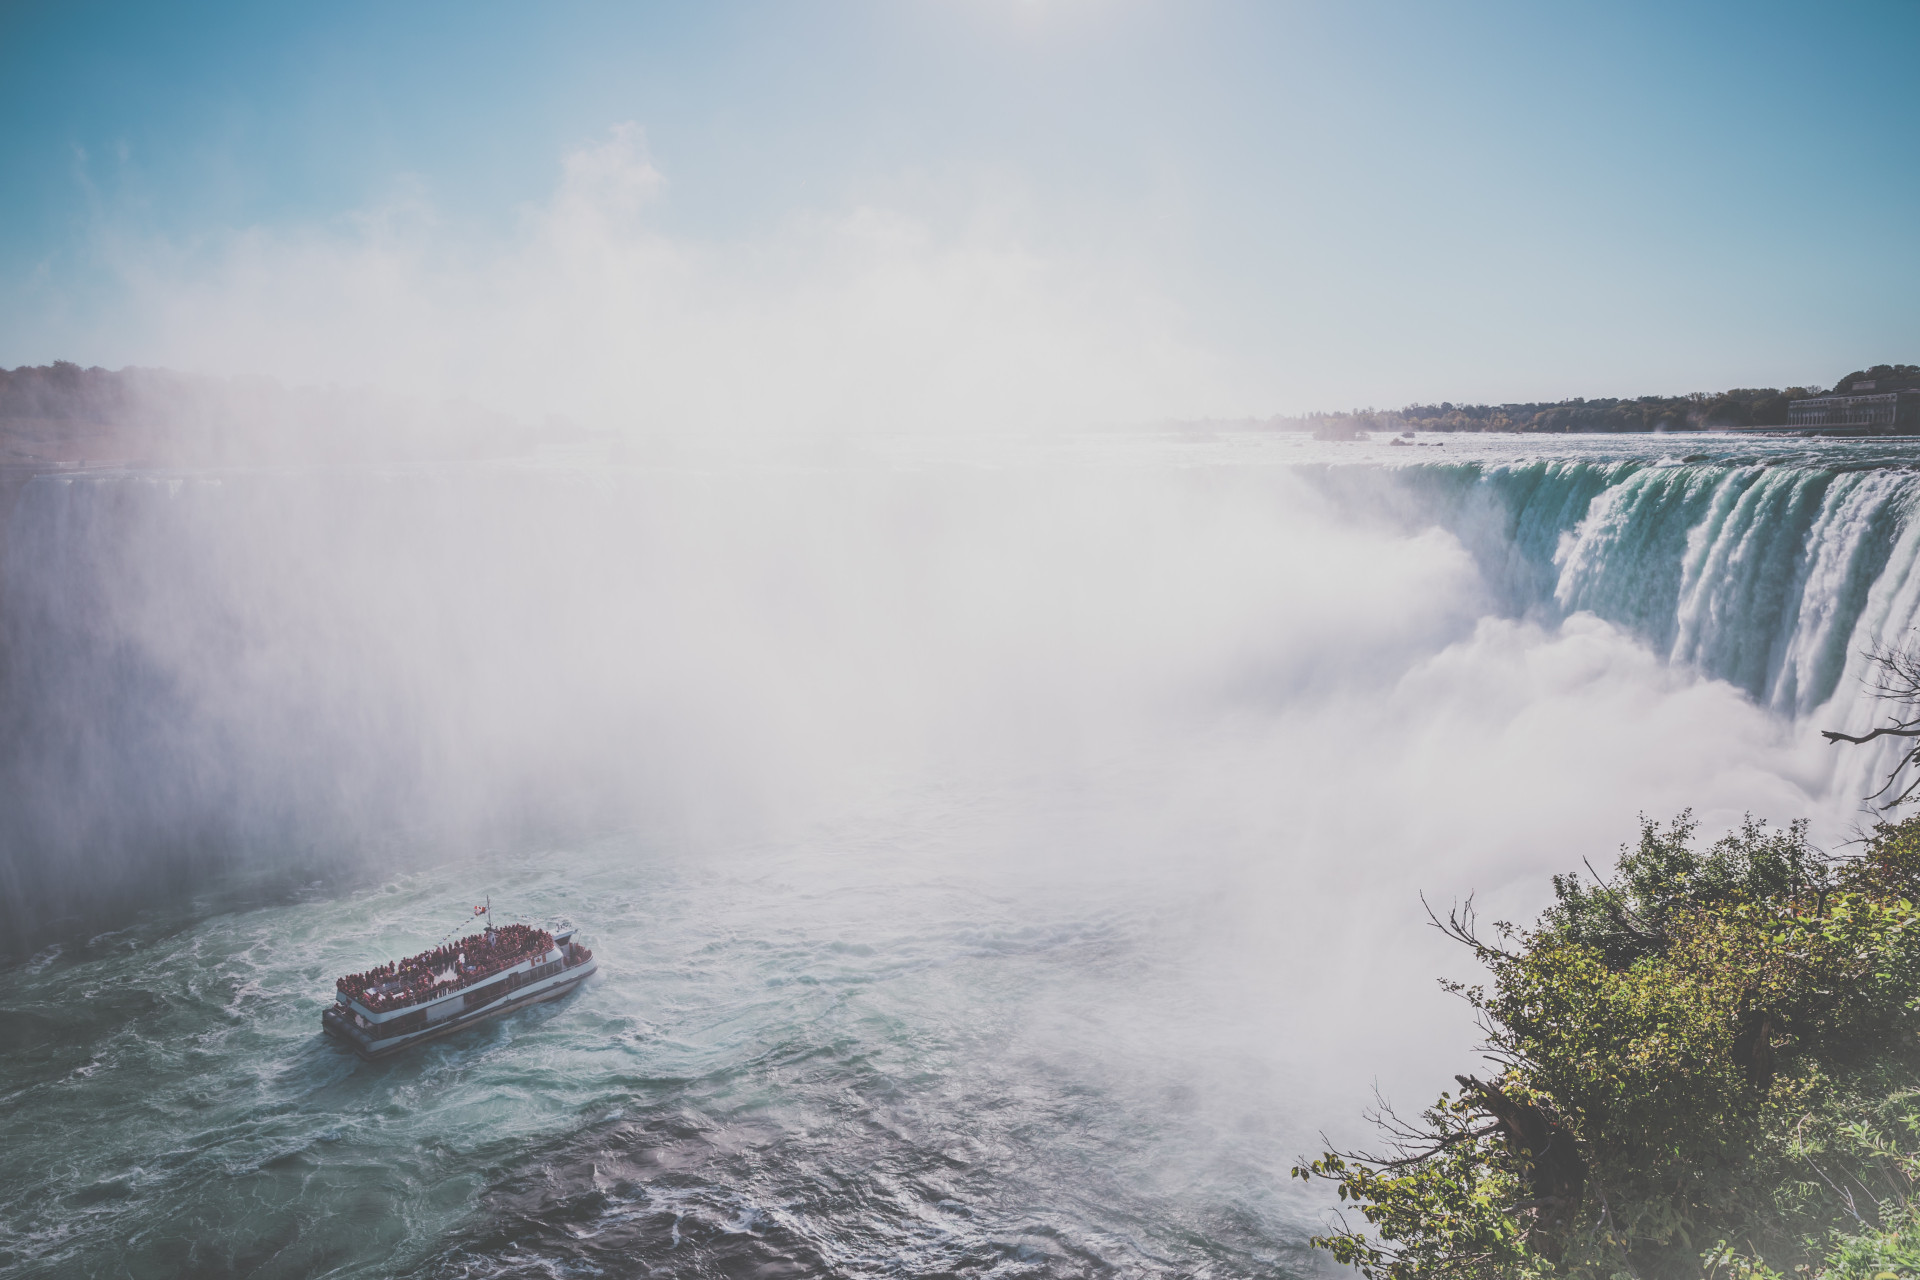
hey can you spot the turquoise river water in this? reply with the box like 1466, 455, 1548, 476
7, 429, 1920, 1277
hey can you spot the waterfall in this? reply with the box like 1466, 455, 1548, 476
1376, 455, 1920, 802
1354, 457, 1920, 710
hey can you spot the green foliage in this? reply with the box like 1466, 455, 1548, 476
1812, 1200, 1920, 1280
1833, 365, 1920, 397
1387, 391, 1822, 434
1297, 813, 1920, 1280
1545, 813, 1821, 968
1294, 1091, 1534, 1278
1254, 365, 1920, 437
1841, 816, 1920, 904
1263, 383, 1873, 436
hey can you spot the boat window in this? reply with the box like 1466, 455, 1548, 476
463, 978, 510, 1009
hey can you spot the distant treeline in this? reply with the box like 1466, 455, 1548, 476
1266, 363, 1920, 438
0, 360, 200, 420
0, 361, 566, 465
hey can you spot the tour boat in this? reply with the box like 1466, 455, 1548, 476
322, 913, 597, 1059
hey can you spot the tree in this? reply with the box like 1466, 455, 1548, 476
1294, 813, 1920, 1280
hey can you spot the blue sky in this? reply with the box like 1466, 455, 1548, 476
3, 1, 1917, 421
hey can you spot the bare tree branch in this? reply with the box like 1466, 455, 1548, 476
1821, 725, 1920, 746
1823, 643, 1920, 808
1422, 892, 1521, 960
1308, 1123, 1504, 1171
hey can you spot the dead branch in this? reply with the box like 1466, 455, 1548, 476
1423, 892, 1520, 960
1823, 643, 1920, 808
1310, 1123, 1504, 1171
1821, 725, 1920, 746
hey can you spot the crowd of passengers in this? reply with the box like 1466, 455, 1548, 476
336, 924, 556, 1011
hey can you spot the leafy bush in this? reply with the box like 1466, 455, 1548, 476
1297, 812, 1920, 1280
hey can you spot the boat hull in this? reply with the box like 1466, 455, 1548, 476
322, 957, 597, 1060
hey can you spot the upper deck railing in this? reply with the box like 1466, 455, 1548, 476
335, 924, 556, 1013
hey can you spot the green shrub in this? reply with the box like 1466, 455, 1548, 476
1297, 813, 1920, 1280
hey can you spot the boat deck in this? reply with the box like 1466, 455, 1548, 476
324, 927, 597, 1059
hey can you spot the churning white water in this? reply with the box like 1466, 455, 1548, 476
2, 428, 1915, 1277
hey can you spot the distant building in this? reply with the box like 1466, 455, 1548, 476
1787, 389, 1920, 433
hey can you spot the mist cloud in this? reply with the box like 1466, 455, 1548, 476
89, 125, 1231, 433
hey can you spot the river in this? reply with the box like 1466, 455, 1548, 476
4, 430, 1917, 1277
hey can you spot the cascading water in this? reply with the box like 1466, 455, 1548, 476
4, 431, 1919, 1279
1371, 448, 1920, 797
1544, 462, 1905, 713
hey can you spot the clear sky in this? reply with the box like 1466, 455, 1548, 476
3, 0, 1917, 424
